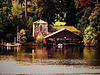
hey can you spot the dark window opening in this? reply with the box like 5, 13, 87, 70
40, 25, 42, 32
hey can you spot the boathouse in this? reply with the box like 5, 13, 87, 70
32, 20, 82, 45
43, 28, 82, 45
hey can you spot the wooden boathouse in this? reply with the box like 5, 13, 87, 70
43, 28, 82, 46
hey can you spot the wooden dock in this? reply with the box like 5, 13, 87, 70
0, 43, 21, 47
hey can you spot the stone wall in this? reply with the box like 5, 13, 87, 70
34, 23, 50, 39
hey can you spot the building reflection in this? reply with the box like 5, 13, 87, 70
14, 46, 20, 52
46, 45, 83, 59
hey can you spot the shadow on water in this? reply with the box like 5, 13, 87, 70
0, 45, 100, 66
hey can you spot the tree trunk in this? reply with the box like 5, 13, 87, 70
40, 0, 42, 19
25, 0, 27, 27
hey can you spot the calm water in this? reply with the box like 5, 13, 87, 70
0, 45, 100, 66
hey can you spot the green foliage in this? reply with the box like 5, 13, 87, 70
75, 0, 96, 12
27, 16, 33, 31
53, 21, 66, 26
9, 0, 24, 20
0, 1, 12, 40
42, 0, 56, 24
89, 3, 100, 30
36, 33, 43, 45
76, 7, 92, 34
97, 31, 100, 43
11, 0, 22, 18
52, 13, 67, 26
6, 33, 12, 39
55, 13, 67, 22
25, 30, 32, 41
83, 25, 97, 46
20, 29, 27, 44
27, 0, 41, 21
8, 0, 25, 39
5, 33, 12, 42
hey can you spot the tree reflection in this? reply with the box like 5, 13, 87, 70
32, 49, 35, 62
83, 47, 100, 66
1, 45, 100, 66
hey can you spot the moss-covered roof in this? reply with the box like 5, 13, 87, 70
60, 26, 80, 32
49, 26, 80, 32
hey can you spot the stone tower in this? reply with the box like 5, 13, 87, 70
33, 19, 49, 38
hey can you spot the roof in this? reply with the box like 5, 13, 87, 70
33, 19, 47, 24
60, 26, 80, 32
48, 26, 58, 32
49, 26, 80, 32
44, 29, 66, 39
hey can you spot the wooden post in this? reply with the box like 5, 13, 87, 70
64, 37, 66, 46
43, 39, 46, 44
33, 24, 35, 37
55, 38, 57, 46
77, 40, 79, 45
72, 38, 73, 44
14, 37, 16, 44
1, 39, 3, 45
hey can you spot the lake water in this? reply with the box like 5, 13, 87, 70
0, 45, 100, 66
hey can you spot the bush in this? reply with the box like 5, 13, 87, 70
20, 29, 27, 44
36, 33, 43, 45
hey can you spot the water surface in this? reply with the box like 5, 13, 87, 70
0, 45, 100, 66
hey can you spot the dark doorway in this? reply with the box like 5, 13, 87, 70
47, 40, 53, 46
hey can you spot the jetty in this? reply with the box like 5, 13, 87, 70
0, 43, 21, 47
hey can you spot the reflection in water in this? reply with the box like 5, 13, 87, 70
32, 49, 35, 62
83, 47, 100, 66
7, 46, 11, 50
0, 45, 100, 66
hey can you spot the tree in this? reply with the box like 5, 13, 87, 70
27, 0, 41, 21
76, 7, 92, 34
42, 0, 56, 24
88, 3, 100, 44
25, 0, 27, 26
75, 0, 96, 12
20, 29, 27, 44
75, 0, 96, 29
8, 0, 25, 38
11, 0, 23, 18
89, 3, 100, 30
83, 25, 97, 46
19, 0, 24, 7
0, 1, 12, 40
55, 0, 76, 26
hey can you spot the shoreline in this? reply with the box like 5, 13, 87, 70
0, 61, 100, 74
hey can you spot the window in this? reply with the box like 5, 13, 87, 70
40, 25, 42, 32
